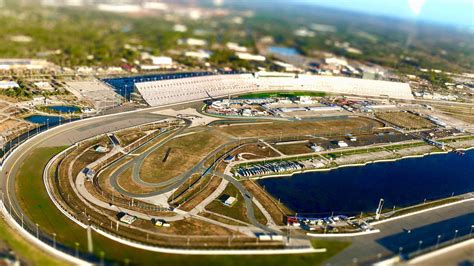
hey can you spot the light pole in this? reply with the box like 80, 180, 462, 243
53, 233, 57, 249
469, 225, 474, 238
36, 223, 39, 239
436, 235, 441, 249
417, 240, 423, 253
99, 251, 105, 266
453, 229, 459, 242
75, 242, 79, 257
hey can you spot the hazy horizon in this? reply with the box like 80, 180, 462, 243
294, 0, 474, 28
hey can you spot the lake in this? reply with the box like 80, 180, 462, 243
47, 105, 80, 113
258, 150, 474, 215
24, 115, 64, 125
268, 46, 300, 56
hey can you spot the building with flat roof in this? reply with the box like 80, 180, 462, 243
0, 81, 19, 89
0, 59, 52, 71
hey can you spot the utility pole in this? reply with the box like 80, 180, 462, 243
87, 224, 94, 253
375, 198, 384, 220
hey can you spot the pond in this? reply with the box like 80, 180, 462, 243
258, 150, 474, 215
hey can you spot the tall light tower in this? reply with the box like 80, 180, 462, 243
375, 198, 384, 220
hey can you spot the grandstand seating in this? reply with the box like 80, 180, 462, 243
135, 72, 414, 107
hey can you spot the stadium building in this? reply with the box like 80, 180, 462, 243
132, 72, 414, 107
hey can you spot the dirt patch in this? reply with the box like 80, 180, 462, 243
230, 143, 280, 159
199, 212, 246, 226
139, 130, 226, 184
116, 166, 157, 194
135, 217, 236, 236
216, 117, 382, 138
432, 105, 474, 124
376, 112, 435, 129
179, 175, 223, 211
273, 143, 313, 155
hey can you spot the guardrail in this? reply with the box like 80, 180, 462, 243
36, 124, 322, 259
0, 115, 93, 166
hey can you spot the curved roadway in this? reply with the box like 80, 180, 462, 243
0, 105, 280, 261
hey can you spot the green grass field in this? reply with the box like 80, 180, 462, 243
206, 183, 250, 223
0, 217, 64, 266
12, 146, 350, 265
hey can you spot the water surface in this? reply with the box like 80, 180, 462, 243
24, 115, 64, 125
47, 105, 80, 113
258, 150, 474, 215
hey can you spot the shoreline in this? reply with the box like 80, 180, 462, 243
248, 145, 474, 181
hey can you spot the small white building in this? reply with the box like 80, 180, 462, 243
0, 81, 19, 89
151, 56, 173, 66
185, 50, 211, 59
119, 214, 137, 225
173, 24, 188, 32
338, 141, 349, 148
311, 144, 324, 152
179, 38, 207, 46
226, 42, 248, 52
223, 196, 237, 207
236, 52, 266, 62
154, 219, 171, 227
34, 81, 54, 91
32, 96, 47, 105
325, 57, 348, 66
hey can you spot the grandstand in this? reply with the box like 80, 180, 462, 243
135, 74, 256, 106
134, 72, 414, 107
66, 80, 123, 111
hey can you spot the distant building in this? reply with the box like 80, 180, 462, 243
0, 81, 19, 89
151, 56, 173, 66
179, 38, 207, 46
226, 42, 247, 52
324, 57, 348, 66
0, 59, 51, 71
34, 81, 54, 91
173, 24, 187, 32
236, 52, 266, 62
185, 50, 211, 59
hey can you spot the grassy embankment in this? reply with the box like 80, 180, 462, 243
0, 217, 64, 266
14, 147, 349, 265
206, 183, 267, 225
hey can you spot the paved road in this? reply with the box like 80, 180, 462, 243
326, 200, 474, 265
0, 106, 177, 257
215, 172, 281, 234
409, 240, 474, 266
3, 103, 473, 263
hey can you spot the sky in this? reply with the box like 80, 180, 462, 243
296, 0, 474, 28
